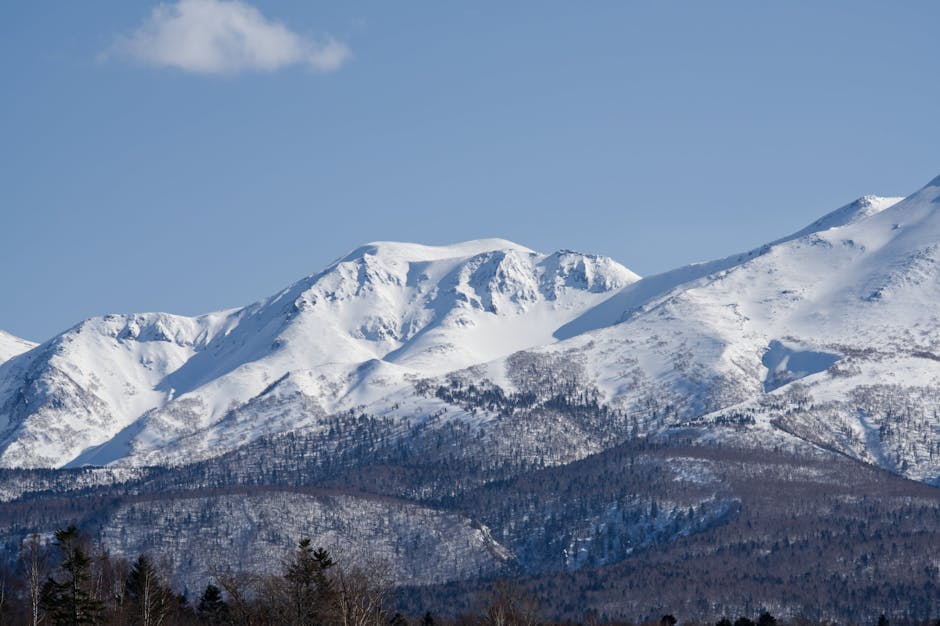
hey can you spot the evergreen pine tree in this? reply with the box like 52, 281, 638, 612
283, 538, 336, 625
125, 555, 171, 626
196, 584, 229, 624
40, 525, 103, 626
757, 612, 776, 626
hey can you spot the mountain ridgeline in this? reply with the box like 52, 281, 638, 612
4, 176, 940, 621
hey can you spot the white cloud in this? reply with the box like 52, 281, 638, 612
110, 0, 350, 74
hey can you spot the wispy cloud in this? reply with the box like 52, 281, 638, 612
108, 0, 350, 75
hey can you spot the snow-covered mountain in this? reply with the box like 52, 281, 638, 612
379, 178, 940, 482
0, 330, 35, 364
0, 240, 636, 468
8, 177, 940, 623
6, 174, 940, 483
340, 180, 940, 484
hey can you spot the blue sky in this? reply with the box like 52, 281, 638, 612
2, 1, 939, 341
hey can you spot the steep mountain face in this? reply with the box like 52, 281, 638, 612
347, 192, 937, 471
0, 330, 35, 365
0, 240, 637, 468
610, 179, 940, 482
395, 180, 940, 483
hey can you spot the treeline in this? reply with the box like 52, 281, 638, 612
2, 524, 932, 626
1, 525, 401, 625
1, 525, 564, 626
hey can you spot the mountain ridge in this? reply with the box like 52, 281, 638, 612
0, 241, 636, 468
2, 176, 940, 477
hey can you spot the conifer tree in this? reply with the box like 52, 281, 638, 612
40, 525, 103, 626
757, 612, 776, 626
196, 584, 229, 624
283, 538, 336, 625
125, 555, 171, 626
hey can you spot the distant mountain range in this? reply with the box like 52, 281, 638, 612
6, 178, 940, 483
4, 175, 940, 621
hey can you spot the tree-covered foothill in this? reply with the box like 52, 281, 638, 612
0, 525, 935, 626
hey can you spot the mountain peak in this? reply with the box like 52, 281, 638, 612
336, 239, 535, 266
789, 195, 903, 240
0, 236, 639, 468
0, 330, 37, 364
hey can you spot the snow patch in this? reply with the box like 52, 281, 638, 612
761, 341, 841, 392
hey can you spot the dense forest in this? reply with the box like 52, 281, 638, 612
3, 385, 940, 623
2, 524, 938, 626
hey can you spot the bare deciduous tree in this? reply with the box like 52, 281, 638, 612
332, 560, 392, 626
216, 570, 259, 626
480, 581, 541, 626
22, 534, 48, 626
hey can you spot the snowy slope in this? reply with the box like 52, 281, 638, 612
555, 195, 903, 340
451, 180, 940, 481
0, 240, 637, 468
361, 194, 900, 415
342, 184, 940, 483
0, 330, 35, 364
